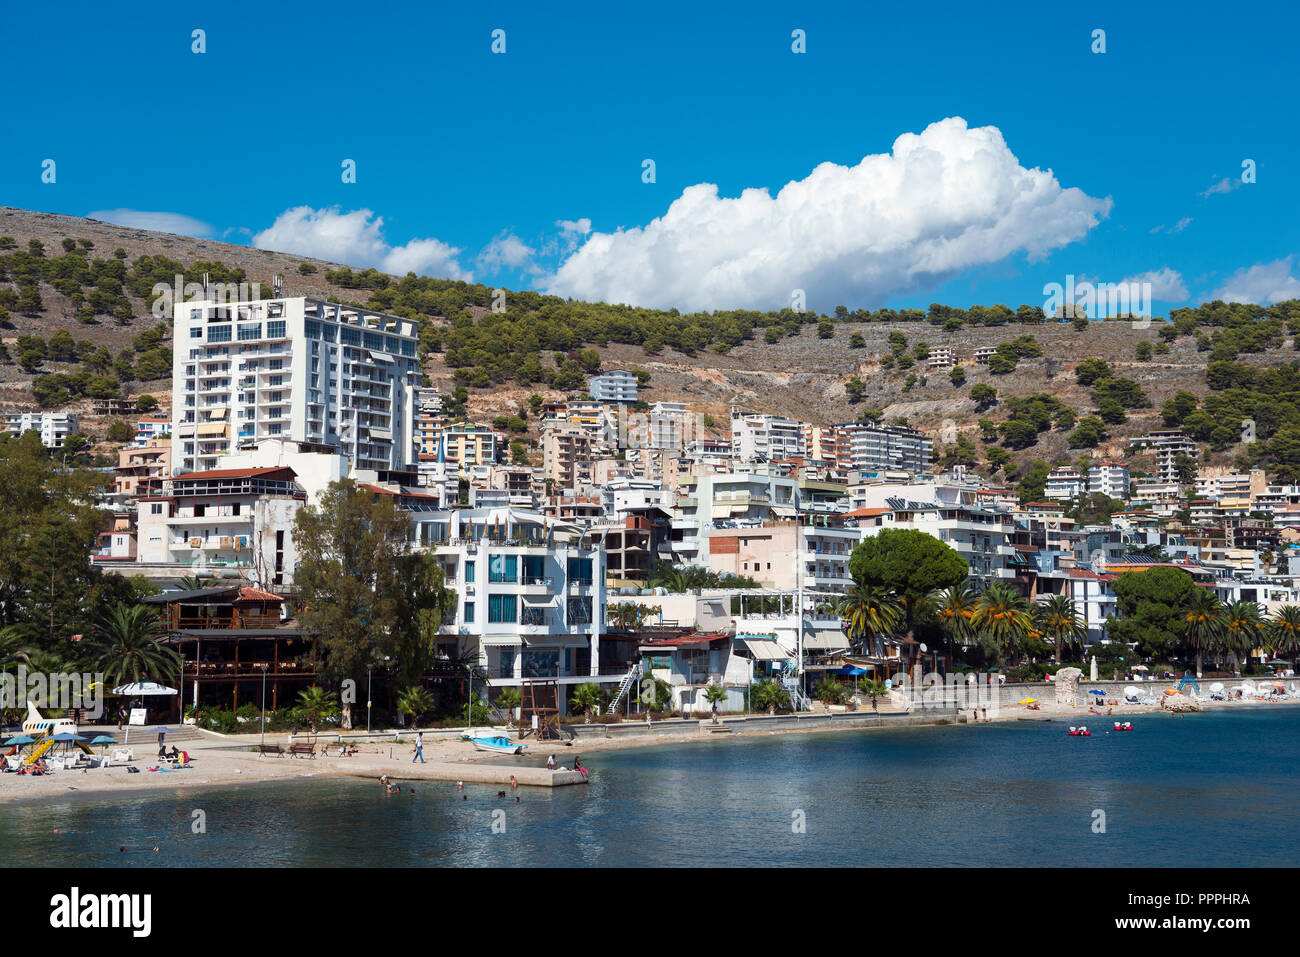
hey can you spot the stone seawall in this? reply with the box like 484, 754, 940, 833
564, 709, 957, 741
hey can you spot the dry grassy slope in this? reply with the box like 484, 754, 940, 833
1, 206, 1278, 471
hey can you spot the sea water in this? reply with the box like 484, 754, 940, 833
2, 708, 1296, 867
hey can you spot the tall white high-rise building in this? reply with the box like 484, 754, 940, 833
172, 297, 420, 475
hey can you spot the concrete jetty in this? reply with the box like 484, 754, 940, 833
336, 761, 588, 788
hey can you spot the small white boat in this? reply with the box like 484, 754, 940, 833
470, 736, 525, 755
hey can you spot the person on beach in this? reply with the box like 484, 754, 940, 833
509, 775, 518, 790
412, 731, 425, 764
573, 756, 587, 779
546, 754, 556, 770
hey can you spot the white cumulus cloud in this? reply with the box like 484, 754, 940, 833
478, 231, 541, 275
87, 208, 214, 237
252, 206, 471, 281
543, 117, 1112, 311
1211, 257, 1300, 304
1120, 267, 1188, 301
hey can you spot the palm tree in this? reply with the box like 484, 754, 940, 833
296, 686, 333, 733
859, 678, 888, 713
570, 682, 603, 723
495, 687, 522, 730
88, 603, 180, 687
1220, 600, 1264, 676
1265, 604, 1300, 664
837, 583, 902, 656
703, 683, 728, 723
750, 678, 791, 715
932, 584, 978, 659
1182, 588, 1223, 678
972, 584, 1033, 665
0, 625, 34, 669
1034, 594, 1085, 665
396, 685, 435, 729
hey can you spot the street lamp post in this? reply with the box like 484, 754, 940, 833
366, 663, 373, 735
259, 663, 268, 749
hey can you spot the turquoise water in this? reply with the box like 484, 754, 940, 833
3, 709, 1297, 867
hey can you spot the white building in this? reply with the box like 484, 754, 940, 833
171, 297, 420, 475
1088, 461, 1130, 500
1044, 467, 1086, 500
6, 411, 77, 448
838, 421, 933, 476
588, 369, 638, 404
136, 465, 306, 587
409, 508, 625, 707
730, 411, 805, 462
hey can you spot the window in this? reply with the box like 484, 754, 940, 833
465, 561, 475, 583
364, 332, 384, 350
208, 324, 232, 343
305, 320, 320, 340
150, 502, 163, 515
488, 594, 517, 623
567, 556, 593, 583
237, 323, 262, 341
267, 320, 286, 339
464, 602, 475, 623
489, 554, 518, 583
340, 327, 360, 346
189, 327, 203, 339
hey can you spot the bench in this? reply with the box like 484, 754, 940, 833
288, 741, 316, 759
254, 743, 285, 757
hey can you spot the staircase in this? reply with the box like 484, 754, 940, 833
605, 666, 642, 714
783, 678, 811, 713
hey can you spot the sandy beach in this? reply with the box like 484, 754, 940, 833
4, 694, 1297, 805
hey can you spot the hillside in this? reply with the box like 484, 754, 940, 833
1, 205, 1296, 482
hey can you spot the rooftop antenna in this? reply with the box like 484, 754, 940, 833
273, 274, 283, 299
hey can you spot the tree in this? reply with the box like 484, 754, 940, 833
396, 685, 435, 728
932, 584, 978, 655
1074, 358, 1113, 385
949, 366, 966, 387
1106, 567, 1202, 658
88, 603, 180, 687
1220, 600, 1263, 675
106, 420, 133, 443
837, 582, 902, 656
1265, 604, 1300, 663
849, 530, 967, 654
494, 687, 522, 729
570, 682, 603, 722
135, 394, 159, 412
970, 384, 997, 411
812, 677, 847, 706
703, 682, 728, 721
295, 686, 333, 733
1069, 416, 1108, 449
1182, 588, 1222, 677
972, 584, 1033, 663
1035, 594, 1085, 664
750, 679, 790, 715
1016, 460, 1050, 501
845, 377, 866, 403
293, 479, 455, 727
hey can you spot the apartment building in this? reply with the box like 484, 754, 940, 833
671, 468, 801, 562
1044, 466, 1086, 500
408, 507, 626, 708
134, 414, 171, 447
588, 369, 638, 404
114, 438, 171, 497
838, 420, 934, 476
927, 347, 955, 370
542, 422, 598, 489
172, 297, 419, 474
1195, 468, 1267, 502
704, 518, 861, 594
730, 411, 805, 462
1129, 429, 1198, 483
136, 465, 306, 587
802, 424, 855, 472
6, 411, 77, 448
440, 425, 501, 471
1088, 461, 1130, 500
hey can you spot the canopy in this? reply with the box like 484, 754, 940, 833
736, 636, 791, 661
802, 630, 850, 651
837, 665, 868, 676
112, 682, 178, 696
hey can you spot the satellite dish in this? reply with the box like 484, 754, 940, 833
920, 643, 928, 653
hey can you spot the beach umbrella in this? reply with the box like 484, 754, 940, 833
3, 735, 35, 747
111, 682, 177, 696
1132, 665, 1149, 672
1089, 689, 1106, 696
90, 734, 117, 752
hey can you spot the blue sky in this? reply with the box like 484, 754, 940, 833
4, 0, 1299, 313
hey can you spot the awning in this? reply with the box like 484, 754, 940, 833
736, 636, 791, 661
206, 407, 229, 420
196, 423, 228, 437
802, 629, 850, 651
480, 635, 523, 647
523, 634, 589, 649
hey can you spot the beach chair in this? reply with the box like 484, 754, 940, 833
112, 748, 134, 764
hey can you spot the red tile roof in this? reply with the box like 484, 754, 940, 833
174, 466, 297, 481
